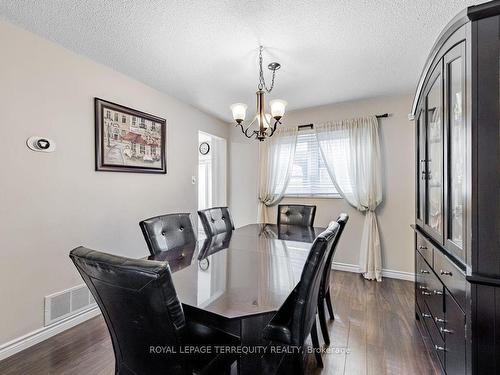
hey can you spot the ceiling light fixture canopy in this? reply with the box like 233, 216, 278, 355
230, 46, 287, 141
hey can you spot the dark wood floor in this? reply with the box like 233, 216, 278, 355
0, 271, 440, 375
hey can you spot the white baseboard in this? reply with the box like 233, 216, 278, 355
0, 306, 101, 361
332, 261, 415, 282
331, 261, 360, 273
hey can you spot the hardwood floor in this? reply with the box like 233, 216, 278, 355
0, 271, 440, 375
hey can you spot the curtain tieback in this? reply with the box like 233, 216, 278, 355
359, 205, 378, 213
259, 196, 282, 207
258, 197, 272, 206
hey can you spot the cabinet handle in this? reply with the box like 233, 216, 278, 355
433, 289, 443, 295
434, 345, 446, 352
418, 245, 428, 250
421, 290, 432, 296
435, 317, 446, 324
420, 269, 430, 274
440, 270, 452, 276
422, 313, 432, 319
440, 327, 454, 335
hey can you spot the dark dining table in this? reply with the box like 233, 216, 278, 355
148, 223, 325, 374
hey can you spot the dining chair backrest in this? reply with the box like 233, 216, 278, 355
291, 221, 340, 344
69, 247, 188, 375
277, 204, 317, 227
320, 213, 349, 297
140, 213, 196, 255
197, 207, 234, 237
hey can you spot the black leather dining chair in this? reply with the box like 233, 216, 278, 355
69, 246, 238, 375
262, 221, 340, 371
317, 213, 349, 346
277, 204, 317, 227
147, 242, 196, 273
197, 207, 234, 237
140, 213, 196, 255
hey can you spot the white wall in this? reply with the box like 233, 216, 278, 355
228, 126, 260, 228
229, 94, 415, 275
0, 20, 229, 345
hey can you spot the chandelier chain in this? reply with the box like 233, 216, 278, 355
258, 46, 276, 93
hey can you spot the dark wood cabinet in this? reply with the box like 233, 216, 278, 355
412, 2, 500, 374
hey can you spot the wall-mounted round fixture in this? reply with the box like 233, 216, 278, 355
199, 258, 210, 271
27, 136, 56, 153
199, 142, 210, 155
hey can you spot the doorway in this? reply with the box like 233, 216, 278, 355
198, 131, 227, 236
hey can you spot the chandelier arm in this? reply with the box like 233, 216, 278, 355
243, 116, 258, 137
235, 117, 260, 139
235, 123, 252, 139
244, 126, 256, 139
268, 119, 281, 138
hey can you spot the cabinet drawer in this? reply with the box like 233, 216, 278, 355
434, 249, 466, 310
444, 290, 466, 375
416, 251, 431, 311
421, 302, 445, 368
423, 273, 446, 335
416, 232, 433, 267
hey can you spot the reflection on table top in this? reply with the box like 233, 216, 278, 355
148, 224, 325, 319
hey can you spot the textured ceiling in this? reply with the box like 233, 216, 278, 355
0, 0, 482, 121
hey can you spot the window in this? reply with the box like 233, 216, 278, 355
283, 131, 340, 197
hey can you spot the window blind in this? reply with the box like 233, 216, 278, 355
283, 131, 340, 197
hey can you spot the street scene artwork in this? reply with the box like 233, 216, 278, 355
95, 99, 166, 173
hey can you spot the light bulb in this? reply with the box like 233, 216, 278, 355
269, 99, 287, 120
230, 103, 247, 123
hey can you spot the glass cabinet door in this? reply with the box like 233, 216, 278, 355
425, 68, 444, 241
416, 112, 425, 224
445, 42, 466, 261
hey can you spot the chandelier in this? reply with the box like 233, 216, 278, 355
230, 46, 287, 141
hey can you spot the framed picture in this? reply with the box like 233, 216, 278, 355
95, 98, 166, 173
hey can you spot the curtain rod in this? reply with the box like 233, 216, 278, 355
297, 113, 389, 130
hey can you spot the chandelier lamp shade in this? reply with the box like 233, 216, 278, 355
230, 46, 287, 141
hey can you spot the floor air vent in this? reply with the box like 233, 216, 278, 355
44, 284, 97, 326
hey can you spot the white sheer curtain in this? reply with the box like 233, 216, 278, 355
258, 127, 298, 223
315, 116, 383, 281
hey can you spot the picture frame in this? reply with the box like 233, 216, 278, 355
94, 98, 166, 174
